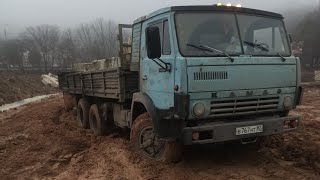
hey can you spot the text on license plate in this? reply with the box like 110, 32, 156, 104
236, 125, 263, 136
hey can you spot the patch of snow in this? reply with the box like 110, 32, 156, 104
0, 94, 59, 112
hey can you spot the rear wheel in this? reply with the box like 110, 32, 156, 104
89, 104, 105, 136
63, 92, 74, 111
77, 98, 90, 129
130, 112, 182, 163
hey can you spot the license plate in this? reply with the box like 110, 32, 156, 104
236, 125, 263, 136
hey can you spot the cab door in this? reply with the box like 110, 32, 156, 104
140, 18, 175, 109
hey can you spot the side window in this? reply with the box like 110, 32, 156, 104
162, 20, 171, 55
153, 22, 163, 45
147, 19, 171, 56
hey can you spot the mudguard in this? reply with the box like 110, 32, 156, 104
131, 92, 161, 132
131, 92, 183, 141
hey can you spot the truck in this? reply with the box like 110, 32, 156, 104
58, 4, 303, 162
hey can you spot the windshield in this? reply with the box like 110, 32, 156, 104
175, 12, 291, 57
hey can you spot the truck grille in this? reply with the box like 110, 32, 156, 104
210, 96, 279, 118
194, 71, 228, 81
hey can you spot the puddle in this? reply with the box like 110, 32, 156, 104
0, 94, 59, 112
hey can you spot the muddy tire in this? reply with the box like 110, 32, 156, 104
77, 98, 90, 129
89, 104, 105, 136
130, 112, 182, 163
63, 92, 74, 111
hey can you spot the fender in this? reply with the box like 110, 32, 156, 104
131, 92, 161, 133
131, 92, 184, 140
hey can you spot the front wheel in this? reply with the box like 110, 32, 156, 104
130, 112, 182, 163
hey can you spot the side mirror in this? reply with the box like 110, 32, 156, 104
288, 33, 293, 44
146, 26, 161, 59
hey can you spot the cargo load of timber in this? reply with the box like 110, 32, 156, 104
73, 57, 124, 72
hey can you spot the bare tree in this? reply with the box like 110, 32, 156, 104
0, 18, 120, 71
28, 48, 42, 70
23, 25, 60, 72
57, 29, 76, 68
74, 18, 118, 62
2, 39, 25, 69
91, 18, 118, 58
75, 23, 94, 61
298, 10, 320, 67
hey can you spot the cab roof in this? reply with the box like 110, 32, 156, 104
133, 5, 283, 24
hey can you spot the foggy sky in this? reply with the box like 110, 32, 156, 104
0, 0, 319, 37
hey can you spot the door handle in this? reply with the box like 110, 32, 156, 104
142, 75, 148, 80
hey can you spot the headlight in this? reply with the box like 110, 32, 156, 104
283, 96, 293, 109
193, 102, 205, 117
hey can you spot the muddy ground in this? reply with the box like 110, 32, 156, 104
0, 72, 57, 106
0, 89, 320, 180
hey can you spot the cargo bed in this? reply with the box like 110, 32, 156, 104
58, 67, 139, 102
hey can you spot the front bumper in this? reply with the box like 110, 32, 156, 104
182, 115, 301, 145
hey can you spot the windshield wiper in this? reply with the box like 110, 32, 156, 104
243, 41, 286, 62
243, 41, 268, 52
186, 43, 234, 62
202, 45, 235, 62
186, 43, 213, 53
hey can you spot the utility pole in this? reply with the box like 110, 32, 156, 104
3, 24, 8, 40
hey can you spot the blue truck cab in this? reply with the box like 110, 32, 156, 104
130, 5, 302, 161
59, 5, 303, 162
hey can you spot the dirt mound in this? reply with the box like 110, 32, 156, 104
0, 89, 319, 179
0, 72, 57, 106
